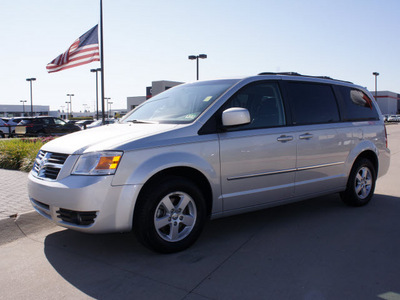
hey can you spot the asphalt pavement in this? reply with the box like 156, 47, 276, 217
0, 125, 399, 299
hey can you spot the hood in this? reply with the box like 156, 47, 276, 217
41, 123, 179, 154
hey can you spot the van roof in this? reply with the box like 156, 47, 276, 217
257, 72, 353, 84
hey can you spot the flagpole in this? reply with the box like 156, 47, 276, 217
100, 0, 105, 124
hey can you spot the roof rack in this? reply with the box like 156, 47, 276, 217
257, 72, 353, 84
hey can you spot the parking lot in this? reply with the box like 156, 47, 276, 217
0, 124, 399, 299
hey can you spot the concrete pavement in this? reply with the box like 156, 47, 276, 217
0, 169, 55, 246
0, 169, 32, 220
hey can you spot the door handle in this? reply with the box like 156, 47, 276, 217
277, 135, 294, 142
299, 133, 313, 140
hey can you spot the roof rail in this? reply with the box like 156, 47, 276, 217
257, 72, 353, 84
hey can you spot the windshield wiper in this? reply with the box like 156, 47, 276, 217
126, 119, 159, 124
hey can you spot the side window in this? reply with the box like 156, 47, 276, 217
285, 82, 340, 125
336, 86, 379, 121
223, 82, 286, 130
37, 118, 51, 125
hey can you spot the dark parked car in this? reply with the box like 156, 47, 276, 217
75, 119, 94, 129
15, 116, 81, 137
3, 117, 32, 137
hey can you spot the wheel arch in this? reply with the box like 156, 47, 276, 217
135, 166, 213, 219
354, 150, 379, 177
346, 140, 379, 178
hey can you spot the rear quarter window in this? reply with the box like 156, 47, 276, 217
336, 86, 379, 121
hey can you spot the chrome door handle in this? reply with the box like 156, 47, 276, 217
299, 133, 313, 140
277, 135, 294, 142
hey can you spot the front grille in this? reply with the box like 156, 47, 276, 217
32, 150, 69, 180
57, 208, 97, 226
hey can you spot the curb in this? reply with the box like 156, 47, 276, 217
0, 210, 56, 246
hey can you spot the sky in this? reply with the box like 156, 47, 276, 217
0, 0, 399, 113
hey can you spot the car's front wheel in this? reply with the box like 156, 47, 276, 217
134, 176, 207, 253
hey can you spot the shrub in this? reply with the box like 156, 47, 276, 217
0, 137, 54, 172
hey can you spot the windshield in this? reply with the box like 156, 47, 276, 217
122, 80, 237, 124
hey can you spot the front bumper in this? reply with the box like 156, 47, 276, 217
28, 172, 141, 233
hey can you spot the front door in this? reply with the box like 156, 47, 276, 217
218, 81, 296, 212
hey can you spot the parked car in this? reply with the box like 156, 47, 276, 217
15, 116, 81, 137
0, 118, 7, 138
86, 119, 117, 128
1, 117, 30, 137
28, 73, 390, 253
387, 115, 399, 122
75, 119, 94, 129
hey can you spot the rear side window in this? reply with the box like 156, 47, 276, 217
336, 86, 379, 121
285, 82, 340, 125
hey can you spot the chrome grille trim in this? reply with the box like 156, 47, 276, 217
32, 150, 69, 181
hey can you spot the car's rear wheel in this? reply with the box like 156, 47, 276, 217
134, 176, 206, 253
340, 158, 376, 207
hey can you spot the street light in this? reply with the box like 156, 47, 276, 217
372, 72, 379, 100
188, 54, 207, 80
90, 68, 101, 120
105, 97, 111, 118
65, 101, 70, 119
83, 103, 88, 112
20, 100, 27, 115
26, 78, 36, 116
108, 101, 113, 118
66, 94, 74, 118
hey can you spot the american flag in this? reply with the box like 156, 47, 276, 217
46, 25, 100, 73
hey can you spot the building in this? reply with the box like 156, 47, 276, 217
0, 104, 50, 117
126, 96, 146, 111
1, 80, 182, 119
372, 91, 400, 115
127, 80, 183, 111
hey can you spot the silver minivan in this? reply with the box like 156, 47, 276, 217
28, 73, 390, 253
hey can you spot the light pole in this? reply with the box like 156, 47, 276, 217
26, 78, 36, 116
105, 97, 111, 119
65, 101, 70, 119
20, 100, 27, 116
83, 103, 88, 113
90, 68, 101, 120
66, 94, 74, 118
108, 101, 113, 118
188, 54, 207, 80
372, 72, 379, 100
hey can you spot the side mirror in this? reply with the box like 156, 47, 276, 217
222, 107, 251, 127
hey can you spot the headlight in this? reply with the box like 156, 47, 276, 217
72, 151, 123, 175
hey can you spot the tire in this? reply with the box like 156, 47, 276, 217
37, 131, 46, 137
134, 176, 207, 253
340, 158, 376, 207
